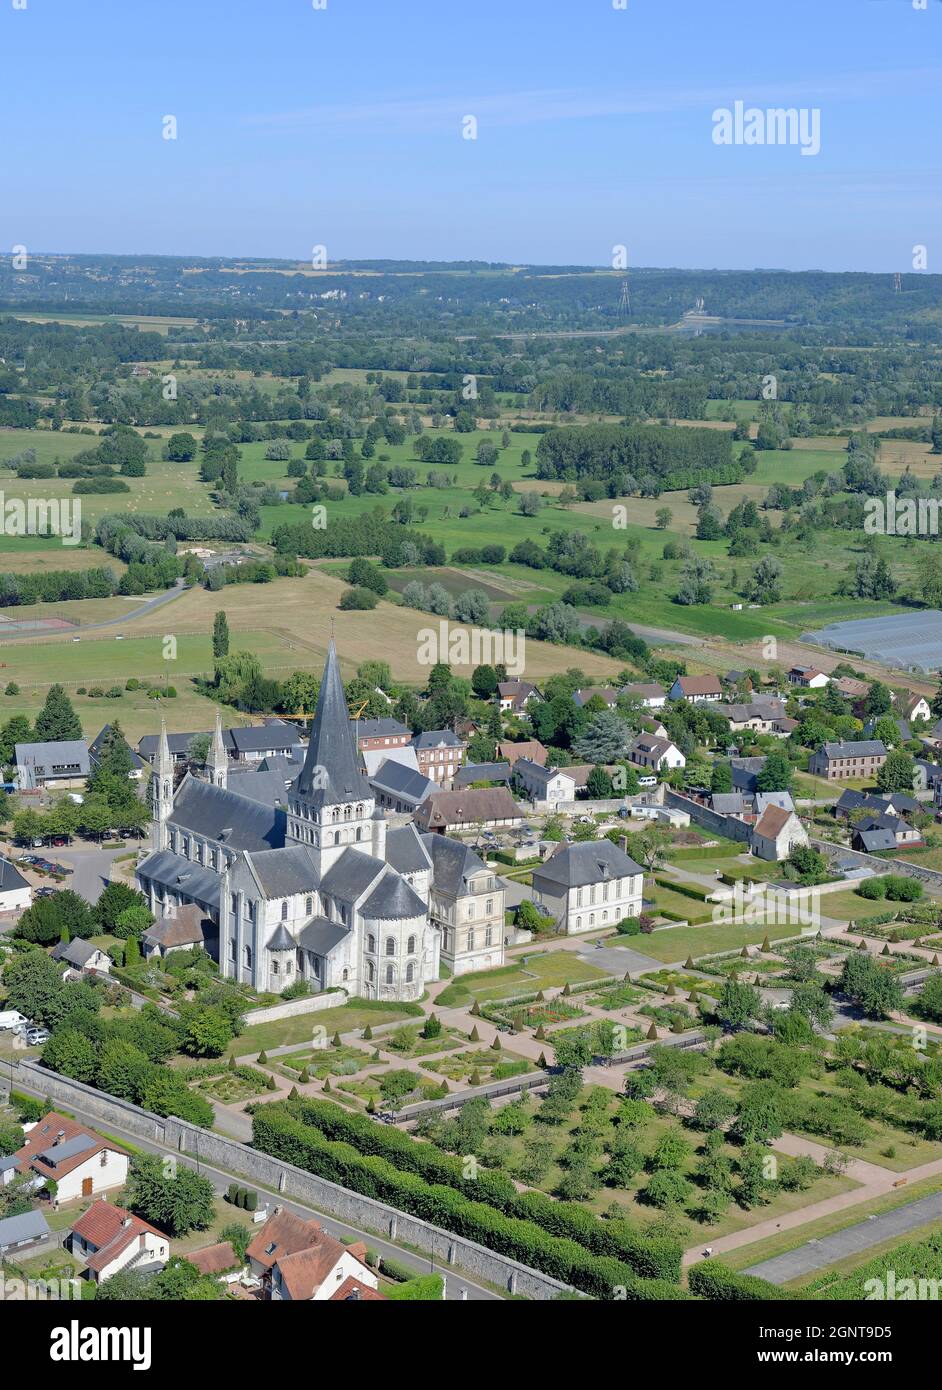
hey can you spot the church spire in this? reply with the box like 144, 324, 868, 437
209, 709, 227, 789
152, 719, 174, 851
293, 640, 370, 805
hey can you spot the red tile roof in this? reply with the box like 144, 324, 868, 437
246, 1208, 323, 1271
188, 1241, 239, 1276
331, 1276, 387, 1302
71, 1200, 164, 1274
16, 1112, 127, 1181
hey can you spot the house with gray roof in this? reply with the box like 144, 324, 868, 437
368, 758, 436, 813
51, 938, 112, 976
453, 762, 512, 789
512, 758, 576, 808
0, 1209, 50, 1257
808, 740, 888, 781
531, 838, 644, 936
421, 833, 505, 974
0, 856, 31, 912
142, 904, 207, 960
15, 739, 90, 790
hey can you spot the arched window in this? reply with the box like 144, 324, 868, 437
342, 968, 348, 982
281, 900, 288, 921
407, 935, 416, 954
368, 961, 375, 982
356, 826, 363, 842
386, 964, 395, 985
367, 934, 376, 954
385, 937, 396, 956
406, 962, 415, 984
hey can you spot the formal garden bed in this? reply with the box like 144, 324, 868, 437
423, 1048, 537, 1085
380, 1021, 468, 1059
272, 1042, 371, 1083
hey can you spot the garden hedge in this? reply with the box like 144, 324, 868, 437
687, 1259, 795, 1300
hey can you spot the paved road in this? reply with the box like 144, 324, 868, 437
576, 942, 666, 975
56, 844, 140, 904
6, 1070, 500, 1302
743, 1190, 942, 1285
67, 578, 189, 633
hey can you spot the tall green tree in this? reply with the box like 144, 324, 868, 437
34, 683, 82, 741
212, 611, 230, 661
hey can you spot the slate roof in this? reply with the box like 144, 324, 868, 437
266, 923, 296, 952
368, 759, 435, 804
225, 769, 292, 809
820, 740, 887, 759
0, 1210, 50, 1249
416, 787, 521, 827
514, 758, 573, 785
298, 917, 350, 956
412, 729, 464, 750
228, 724, 302, 755
320, 848, 385, 902
170, 776, 285, 851
351, 718, 411, 740
138, 730, 201, 760
362, 746, 420, 777
15, 739, 90, 776
51, 939, 102, 969
711, 793, 747, 815
386, 824, 433, 875
293, 641, 372, 806
0, 857, 30, 893
245, 846, 319, 898
135, 850, 222, 909
533, 839, 644, 889
421, 834, 489, 897
755, 791, 795, 815
856, 828, 898, 852
454, 762, 512, 787
361, 867, 427, 921
89, 724, 146, 772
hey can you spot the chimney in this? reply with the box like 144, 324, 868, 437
53, 1130, 65, 1145
272, 1204, 283, 1217
122, 1217, 133, 1228
619, 836, 628, 854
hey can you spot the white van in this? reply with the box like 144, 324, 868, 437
0, 1010, 28, 1032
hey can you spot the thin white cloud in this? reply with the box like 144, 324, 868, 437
243, 69, 942, 132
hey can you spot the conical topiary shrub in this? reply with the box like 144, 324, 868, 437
266, 1073, 277, 1091
372, 1049, 382, 1061
228, 1053, 236, 1071
562, 982, 571, 997
535, 1025, 546, 1040
671, 1018, 685, 1034
881, 943, 891, 956
469, 1025, 480, 1042
537, 1052, 548, 1069
366, 1097, 376, 1114
469, 1070, 482, 1087
258, 1050, 268, 1065
332, 1032, 342, 1048
298, 1067, 310, 1083
934, 955, 940, 967
323, 1076, 332, 1092
666, 984, 677, 997
536, 990, 545, 1002
740, 946, 750, 959
684, 956, 695, 970
363, 1025, 373, 1040
761, 935, 771, 952
470, 1000, 481, 1016
857, 940, 868, 950
288, 1085, 299, 1100
623, 971, 632, 982
646, 1022, 658, 1040
688, 990, 699, 1003
491, 1035, 502, 1051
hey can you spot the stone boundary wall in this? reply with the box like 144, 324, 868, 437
10, 1061, 571, 1300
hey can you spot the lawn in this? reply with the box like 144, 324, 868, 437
622, 921, 813, 966
435, 950, 609, 1007
236, 1002, 420, 1054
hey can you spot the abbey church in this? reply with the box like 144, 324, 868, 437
135, 642, 504, 999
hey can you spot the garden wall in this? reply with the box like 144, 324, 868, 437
8, 1061, 572, 1300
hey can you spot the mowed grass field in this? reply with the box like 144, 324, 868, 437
0, 568, 624, 740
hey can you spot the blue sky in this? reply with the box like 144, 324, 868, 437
1, 0, 940, 270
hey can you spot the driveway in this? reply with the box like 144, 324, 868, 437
55, 844, 139, 904
576, 942, 665, 976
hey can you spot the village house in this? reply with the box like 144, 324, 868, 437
351, 718, 413, 754
51, 938, 112, 978
15, 1113, 129, 1202
572, 687, 620, 710
411, 729, 466, 788
15, 739, 90, 790
498, 738, 547, 768
899, 692, 932, 724
247, 1207, 379, 1301
808, 740, 888, 781
832, 676, 871, 702
622, 682, 667, 710
497, 680, 542, 714
0, 857, 32, 913
454, 762, 513, 789
750, 805, 809, 861
531, 839, 644, 935
89, 724, 147, 781
787, 665, 829, 690
69, 1200, 169, 1284
513, 759, 577, 808
628, 732, 686, 773
669, 674, 723, 704
413, 786, 523, 834
709, 699, 793, 736
367, 758, 436, 814
141, 903, 207, 960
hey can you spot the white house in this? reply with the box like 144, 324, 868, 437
15, 1113, 130, 1202
622, 683, 667, 710
629, 733, 686, 773
749, 806, 809, 862
787, 666, 829, 690
900, 692, 932, 723
69, 1200, 169, 1284
247, 1208, 379, 1301
51, 939, 112, 977
531, 839, 644, 935
0, 857, 32, 913
513, 758, 577, 808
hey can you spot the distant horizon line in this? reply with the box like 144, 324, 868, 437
5, 250, 938, 279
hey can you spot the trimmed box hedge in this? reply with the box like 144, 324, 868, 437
687, 1259, 795, 1301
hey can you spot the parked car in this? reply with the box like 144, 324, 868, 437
50, 837, 68, 847
638, 776, 658, 788
36, 887, 55, 898
24, 1027, 50, 1046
